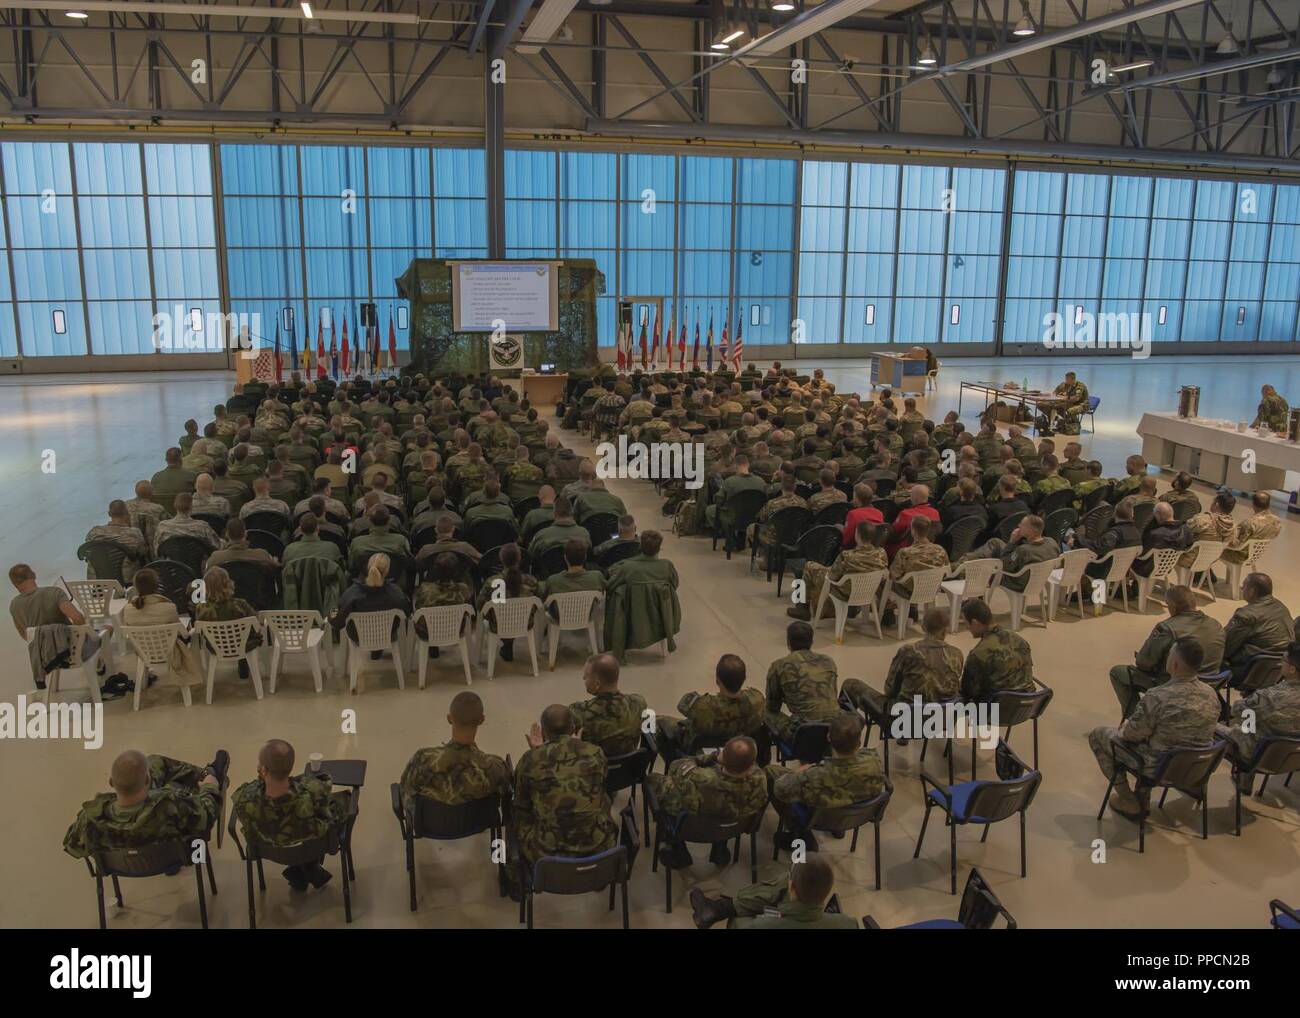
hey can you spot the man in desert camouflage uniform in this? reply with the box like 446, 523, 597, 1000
807, 468, 848, 515
1222, 491, 1283, 564
656, 653, 766, 763
765, 622, 848, 744
841, 607, 963, 724
959, 599, 1035, 702
790, 521, 888, 622
569, 652, 647, 759
399, 691, 511, 815
751, 474, 808, 552
888, 516, 949, 596
1251, 384, 1289, 432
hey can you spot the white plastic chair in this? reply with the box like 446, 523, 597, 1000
1047, 548, 1096, 620
41, 625, 104, 705
66, 579, 123, 627
1175, 540, 1226, 601
940, 559, 1003, 633
1220, 538, 1271, 599
194, 618, 265, 704
120, 623, 193, 711
261, 610, 331, 694
543, 591, 604, 670
822, 570, 886, 643
412, 604, 475, 688
478, 596, 544, 679
1091, 544, 1141, 613
881, 566, 947, 640
1001, 558, 1059, 631
1129, 547, 1182, 611
925, 361, 940, 392
345, 609, 407, 694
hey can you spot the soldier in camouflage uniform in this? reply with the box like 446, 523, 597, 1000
1217, 641, 1300, 784
791, 520, 888, 622
1051, 372, 1090, 435
765, 622, 849, 744
1222, 573, 1293, 681
1005, 425, 1037, 469
959, 513, 1059, 593
656, 653, 767, 763
1223, 491, 1283, 564
412, 551, 474, 643
1089, 635, 1220, 817
1111, 454, 1148, 500
569, 652, 648, 759
64, 749, 227, 860
502, 446, 545, 502
972, 421, 1005, 470
1029, 454, 1072, 507
690, 853, 858, 929
841, 607, 963, 725
231, 739, 349, 890
752, 474, 808, 552
888, 516, 949, 597
399, 691, 511, 816
1251, 384, 1289, 432
645, 735, 767, 868
959, 599, 1035, 702
807, 468, 848, 515
1162, 471, 1201, 519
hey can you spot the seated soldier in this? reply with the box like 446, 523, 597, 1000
883, 516, 949, 626
232, 739, 350, 891
464, 479, 516, 526
190, 473, 231, 521
1066, 494, 1141, 595
1112, 454, 1148, 500
705, 453, 766, 532
645, 735, 767, 869
154, 493, 220, 555
790, 520, 888, 622
239, 476, 292, 522
603, 530, 681, 661
1222, 573, 1294, 682
1217, 640, 1300, 790
1178, 490, 1237, 570
959, 513, 1058, 594
124, 480, 167, 548
415, 515, 481, 566
1222, 490, 1283, 564
569, 652, 648, 758
84, 500, 151, 582
593, 514, 638, 561
841, 606, 963, 730
960, 599, 1035, 702
283, 512, 344, 568
540, 538, 606, 604
656, 653, 766, 764
766, 713, 883, 851
807, 468, 848, 515
527, 496, 591, 560
690, 853, 857, 930
1135, 501, 1192, 576
1162, 471, 1201, 519
765, 621, 845, 745
207, 518, 280, 570
399, 691, 512, 814
64, 748, 228, 860
412, 551, 474, 649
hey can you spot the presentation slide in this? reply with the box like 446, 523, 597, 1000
452, 261, 558, 332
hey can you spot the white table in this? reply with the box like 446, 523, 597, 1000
1137, 412, 1300, 493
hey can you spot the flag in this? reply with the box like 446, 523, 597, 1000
615, 321, 626, 372
387, 306, 397, 372
678, 313, 687, 370
649, 310, 660, 369
316, 316, 327, 379
341, 314, 350, 376
329, 314, 338, 379
663, 309, 674, 371
692, 310, 700, 371
732, 318, 744, 371
301, 324, 312, 381
288, 313, 299, 372
273, 318, 284, 382
371, 321, 382, 376
719, 315, 730, 369
706, 312, 714, 372
638, 316, 648, 369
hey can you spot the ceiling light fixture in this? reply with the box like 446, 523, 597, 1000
1109, 59, 1153, 73
1216, 30, 1239, 55
1013, 1, 1036, 36
771, 0, 796, 10
917, 42, 937, 66
300, 2, 313, 17
65, 9, 88, 16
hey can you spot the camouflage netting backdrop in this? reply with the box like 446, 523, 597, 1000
396, 258, 603, 375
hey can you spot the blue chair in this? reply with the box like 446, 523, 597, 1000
1082, 396, 1100, 433
520, 845, 629, 929
863, 867, 1016, 929
914, 741, 1041, 894
1097, 739, 1227, 853
772, 783, 893, 890
771, 721, 830, 765
1270, 900, 1300, 930
1230, 735, 1300, 836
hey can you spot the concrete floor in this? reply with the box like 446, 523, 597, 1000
1, 355, 1298, 930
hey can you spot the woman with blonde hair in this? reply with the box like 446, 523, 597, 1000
331, 552, 410, 642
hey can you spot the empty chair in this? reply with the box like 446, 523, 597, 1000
1221, 538, 1272, 599
942, 515, 985, 561
1270, 900, 1300, 930
772, 785, 893, 890
970, 681, 1054, 777
261, 610, 331, 694
605, 736, 658, 849
772, 721, 830, 765
775, 525, 842, 598
194, 617, 266, 703
1079, 503, 1115, 543
223, 560, 281, 612
544, 590, 604, 669
940, 559, 1002, 634
66, 578, 124, 629
244, 529, 285, 562
86, 838, 217, 930
121, 623, 194, 710
413, 604, 475, 687
391, 789, 506, 911
1047, 548, 1095, 620
478, 596, 545, 679
881, 566, 948, 640
1176, 540, 1226, 601
466, 517, 519, 555
157, 536, 211, 578
1001, 558, 1059, 631
864, 867, 1015, 929
812, 501, 850, 528
581, 512, 621, 545
345, 608, 407, 693
1130, 547, 1183, 611
243, 510, 290, 539
1090, 544, 1142, 613
146, 559, 200, 615
1097, 739, 1227, 853
1040, 507, 1078, 543
822, 570, 887, 644
520, 845, 630, 929
1230, 735, 1300, 836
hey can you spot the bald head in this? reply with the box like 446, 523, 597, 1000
258, 739, 295, 780
110, 750, 150, 798
719, 736, 758, 776
540, 704, 575, 739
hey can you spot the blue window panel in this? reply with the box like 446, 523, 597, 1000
302, 196, 368, 247
305, 249, 369, 298
900, 165, 948, 209
0, 260, 9, 301
153, 248, 219, 300
226, 249, 303, 298
797, 253, 844, 297
734, 296, 791, 344
795, 297, 841, 342
845, 253, 894, 295
145, 144, 213, 195
799, 206, 845, 251
2, 142, 73, 195
436, 246, 488, 259
223, 197, 299, 247
1144, 259, 1187, 299
677, 251, 729, 296
621, 154, 675, 202
1142, 299, 1182, 343
734, 251, 790, 294
1273, 185, 1300, 224
842, 296, 892, 343
1236, 183, 1273, 220
78, 196, 148, 248
1229, 221, 1269, 262
435, 197, 488, 250
368, 197, 432, 249
560, 249, 613, 278
0, 308, 14, 355
370, 248, 420, 300
1189, 218, 1230, 258
802, 161, 847, 205
1006, 257, 1058, 298
680, 157, 732, 203
893, 297, 940, 342
943, 298, 997, 342
562, 200, 616, 249
1059, 257, 1102, 296
219, 144, 297, 195
847, 208, 897, 252
1102, 258, 1146, 300
1003, 299, 1055, 342
1264, 261, 1300, 301
620, 249, 674, 293
1259, 301, 1297, 340
1269, 224, 1300, 262
680, 204, 731, 249
1185, 260, 1226, 294
1012, 170, 1065, 214
898, 210, 945, 253
367, 147, 430, 197
951, 168, 1005, 211
434, 149, 486, 197
82, 248, 150, 300
948, 211, 1002, 255
1108, 176, 1152, 217
505, 247, 555, 259
1009, 214, 1060, 256
594, 296, 618, 347
620, 201, 675, 248
505, 199, 556, 252
230, 299, 297, 346
849, 163, 899, 208
1181, 300, 1223, 339
12, 249, 82, 300
74, 143, 142, 194
1194, 180, 1234, 220
1065, 172, 1110, 215
944, 254, 1000, 297
1148, 218, 1190, 255
734, 204, 793, 251
1061, 215, 1106, 253
149, 196, 217, 248
1152, 177, 1194, 218
17, 301, 84, 356
1105, 217, 1149, 258
1220, 302, 1260, 340
736, 158, 794, 204
504, 150, 556, 199
7, 194, 79, 247
300, 145, 365, 196
561, 152, 617, 200
87, 301, 155, 355
1225, 261, 1265, 302
895, 254, 943, 296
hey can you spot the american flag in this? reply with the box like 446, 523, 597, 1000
732, 319, 744, 370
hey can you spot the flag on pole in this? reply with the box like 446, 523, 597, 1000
341, 314, 350, 377
649, 310, 661, 369
301, 323, 312, 381
273, 318, 284, 382
615, 321, 626, 372
732, 318, 744, 371
664, 309, 674, 371
329, 314, 339, 380
387, 306, 397, 372
372, 321, 382, 376
692, 310, 700, 371
719, 315, 730, 369
706, 311, 714, 371
638, 315, 648, 370
677, 313, 687, 370
288, 313, 299, 373
316, 316, 327, 379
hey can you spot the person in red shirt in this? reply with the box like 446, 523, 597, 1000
885, 484, 940, 559
841, 481, 884, 548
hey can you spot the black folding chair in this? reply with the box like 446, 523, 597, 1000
77, 541, 129, 584
1230, 735, 1300, 836
757, 505, 813, 580
712, 488, 767, 560
772, 783, 893, 890
245, 529, 285, 560
647, 788, 763, 913
1098, 739, 1227, 853
243, 510, 290, 539
521, 844, 630, 929
157, 536, 211, 577
390, 787, 507, 910
466, 517, 519, 554
87, 837, 217, 929
970, 680, 1054, 777
776, 524, 843, 597
534, 544, 569, 579
595, 540, 640, 571
193, 512, 229, 535
605, 734, 659, 849
771, 721, 831, 765
1081, 482, 1114, 512
864, 867, 1016, 929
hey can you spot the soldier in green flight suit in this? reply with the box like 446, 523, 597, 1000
705, 453, 767, 531
689, 853, 858, 929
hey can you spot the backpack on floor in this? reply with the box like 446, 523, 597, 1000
673, 499, 702, 537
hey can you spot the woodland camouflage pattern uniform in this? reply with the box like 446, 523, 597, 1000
1253, 391, 1289, 432
570, 690, 648, 758
765, 748, 885, 831
802, 545, 888, 619
231, 772, 348, 845
765, 648, 846, 743
511, 736, 617, 864
841, 637, 964, 720
657, 688, 767, 760
645, 752, 768, 822
961, 625, 1035, 702
399, 742, 511, 816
